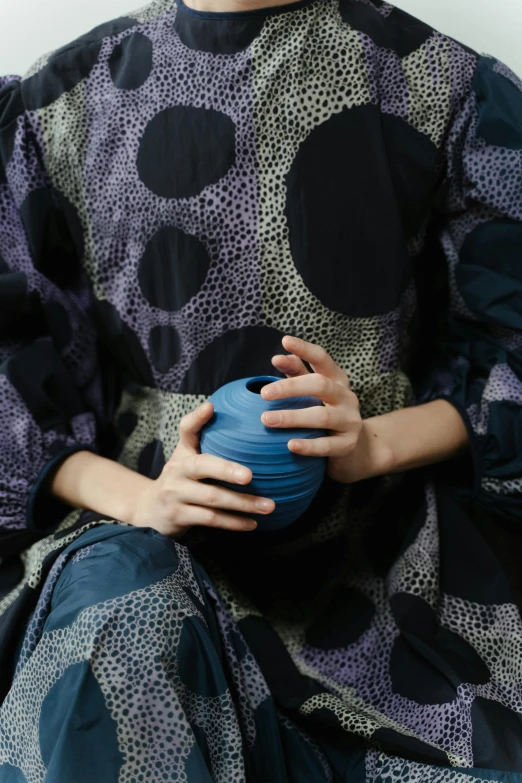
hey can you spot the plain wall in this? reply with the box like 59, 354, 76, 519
0, 0, 521, 77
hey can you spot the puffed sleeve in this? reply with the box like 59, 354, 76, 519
416, 54, 522, 521
0, 75, 106, 547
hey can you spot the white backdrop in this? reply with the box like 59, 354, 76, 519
0, 0, 520, 77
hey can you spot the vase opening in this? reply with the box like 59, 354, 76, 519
246, 379, 271, 395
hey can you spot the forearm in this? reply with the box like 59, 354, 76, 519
50, 403, 468, 514
366, 399, 469, 474
329, 399, 470, 485
49, 450, 153, 525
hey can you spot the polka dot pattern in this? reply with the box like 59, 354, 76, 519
21, 51, 53, 80
1, 0, 522, 775
21, 18, 138, 111
0, 374, 97, 532
1, 543, 246, 781
300, 692, 381, 738
68, 11, 264, 392
205, 580, 271, 749
364, 748, 499, 782
29, 0, 475, 414
251, 2, 386, 396
340, 0, 433, 60
214, 478, 522, 767
113, 386, 208, 473
6, 112, 47, 208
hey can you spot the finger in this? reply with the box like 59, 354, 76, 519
261, 404, 356, 431
182, 452, 253, 485
271, 353, 310, 377
175, 505, 259, 532
287, 434, 355, 457
175, 477, 275, 516
280, 336, 350, 387
177, 402, 214, 452
261, 372, 345, 405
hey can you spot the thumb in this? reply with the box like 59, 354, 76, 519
176, 401, 214, 454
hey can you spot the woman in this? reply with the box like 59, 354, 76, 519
0, 0, 521, 779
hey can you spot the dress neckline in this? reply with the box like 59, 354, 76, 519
174, 0, 321, 21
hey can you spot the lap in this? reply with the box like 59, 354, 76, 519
2, 523, 343, 783
2, 525, 248, 782
49, 524, 203, 625
3, 518, 521, 782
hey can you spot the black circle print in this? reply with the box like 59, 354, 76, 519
305, 587, 375, 649
138, 439, 166, 481
339, 0, 433, 59
471, 696, 522, 771
177, 325, 289, 396
138, 225, 212, 311
284, 104, 412, 318
20, 187, 84, 288
137, 105, 236, 199
177, 623, 227, 698
39, 662, 122, 779
389, 593, 490, 705
43, 301, 72, 351
149, 325, 181, 374
117, 411, 138, 438
22, 17, 137, 110
109, 32, 153, 91
89, 298, 154, 387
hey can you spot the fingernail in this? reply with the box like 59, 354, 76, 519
256, 499, 273, 511
244, 520, 257, 530
234, 468, 248, 480
263, 412, 282, 425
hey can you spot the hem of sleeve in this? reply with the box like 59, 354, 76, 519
26, 444, 99, 535
429, 394, 482, 503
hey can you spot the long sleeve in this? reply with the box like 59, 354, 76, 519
416, 55, 522, 521
0, 75, 106, 547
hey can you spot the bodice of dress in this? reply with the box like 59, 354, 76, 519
28, 0, 476, 489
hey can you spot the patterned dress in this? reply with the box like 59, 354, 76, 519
1, 0, 522, 779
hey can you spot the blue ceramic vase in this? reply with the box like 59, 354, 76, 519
199, 375, 327, 531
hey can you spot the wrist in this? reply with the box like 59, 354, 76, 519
115, 473, 155, 527
51, 450, 155, 526
360, 419, 398, 476
327, 421, 395, 484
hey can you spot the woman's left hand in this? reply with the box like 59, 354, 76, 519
259, 335, 394, 484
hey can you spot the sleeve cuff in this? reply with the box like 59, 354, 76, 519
26, 443, 99, 535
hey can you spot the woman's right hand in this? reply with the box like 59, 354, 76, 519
129, 401, 275, 538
